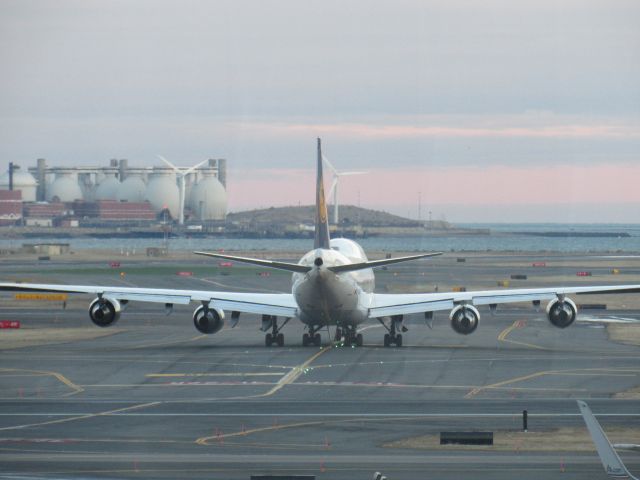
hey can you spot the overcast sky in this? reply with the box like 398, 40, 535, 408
1, 0, 639, 222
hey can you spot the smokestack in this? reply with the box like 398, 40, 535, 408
118, 159, 128, 181
8, 162, 14, 190
37, 158, 47, 201
217, 158, 227, 188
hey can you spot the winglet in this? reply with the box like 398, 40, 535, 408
314, 138, 331, 250
578, 400, 637, 480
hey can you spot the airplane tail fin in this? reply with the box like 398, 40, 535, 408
314, 138, 331, 250
578, 400, 638, 480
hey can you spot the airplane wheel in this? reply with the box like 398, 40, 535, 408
277, 333, 284, 347
302, 333, 309, 346
313, 333, 321, 346
383, 334, 390, 347
265, 333, 273, 347
396, 334, 403, 347
356, 333, 363, 347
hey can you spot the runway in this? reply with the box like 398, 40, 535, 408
1, 253, 640, 479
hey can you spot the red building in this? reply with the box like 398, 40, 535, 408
23, 202, 66, 218
0, 190, 22, 225
73, 200, 156, 220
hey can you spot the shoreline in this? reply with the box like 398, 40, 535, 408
3, 248, 640, 263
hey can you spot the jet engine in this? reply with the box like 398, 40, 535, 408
193, 305, 225, 334
89, 297, 121, 327
449, 305, 480, 335
546, 297, 577, 328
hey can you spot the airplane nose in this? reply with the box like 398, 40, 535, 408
314, 257, 323, 267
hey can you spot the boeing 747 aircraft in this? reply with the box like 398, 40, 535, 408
2, 139, 640, 347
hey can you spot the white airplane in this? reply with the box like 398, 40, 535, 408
578, 400, 638, 479
2, 138, 640, 347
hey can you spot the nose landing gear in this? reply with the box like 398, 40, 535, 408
302, 325, 322, 346
337, 325, 363, 347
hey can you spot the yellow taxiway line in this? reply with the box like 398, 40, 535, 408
0, 401, 160, 432
0, 368, 84, 397
257, 345, 333, 397
465, 367, 640, 399
497, 320, 549, 350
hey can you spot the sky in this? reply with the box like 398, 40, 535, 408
1, 0, 639, 222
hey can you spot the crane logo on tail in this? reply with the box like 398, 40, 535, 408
314, 138, 331, 249
318, 180, 328, 223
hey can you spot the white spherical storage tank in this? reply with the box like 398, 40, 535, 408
47, 173, 83, 202
189, 172, 227, 220
145, 169, 179, 218
186, 181, 196, 211
0, 170, 38, 202
94, 174, 120, 200
116, 175, 146, 203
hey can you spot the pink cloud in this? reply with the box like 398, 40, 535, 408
228, 164, 640, 213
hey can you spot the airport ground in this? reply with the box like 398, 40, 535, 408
1, 251, 640, 479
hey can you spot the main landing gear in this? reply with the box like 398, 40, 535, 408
335, 326, 363, 347
379, 315, 406, 347
302, 325, 322, 347
263, 315, 289, 347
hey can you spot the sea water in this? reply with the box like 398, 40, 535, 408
1, 224, 640, 253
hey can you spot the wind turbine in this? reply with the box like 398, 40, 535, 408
157, 156, 208, 225
322, 155, 367, 225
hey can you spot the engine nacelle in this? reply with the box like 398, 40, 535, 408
449, 305, 480, 335
546, 297, 577, 328
193, 305, 225, 334
89, 297, 121, 327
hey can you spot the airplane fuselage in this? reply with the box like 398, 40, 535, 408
292, 238, 373, 327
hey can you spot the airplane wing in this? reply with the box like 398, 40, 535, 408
578, 400, 638, 480
368, 284, 640, 318
0, 282, 298, 318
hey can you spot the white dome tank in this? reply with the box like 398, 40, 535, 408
185, 178, 197, 211
47, 173, 83, 202
0, 169, 37, 202
145, 169, 179, 218
189, 172, 227, 220
116, 174, 146, 203
95, 174, 120, 200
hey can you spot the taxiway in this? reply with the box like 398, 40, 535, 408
1, 253, 639, 479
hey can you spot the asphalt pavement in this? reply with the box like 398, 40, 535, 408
1, 253, 639, 479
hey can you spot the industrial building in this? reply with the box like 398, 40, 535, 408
0, 190, 22, 226
0, 158, 227, 227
